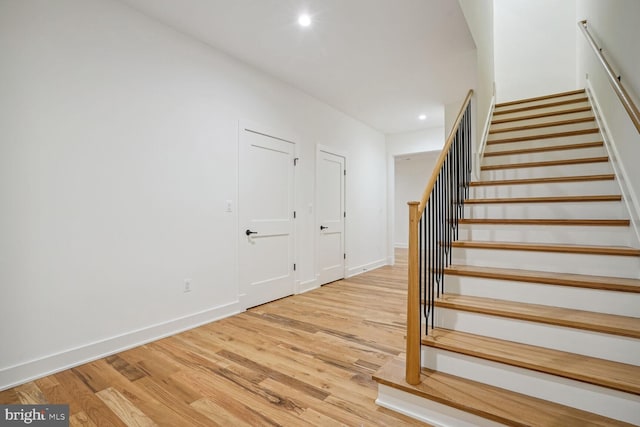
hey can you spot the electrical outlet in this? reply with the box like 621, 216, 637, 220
184, 280, 192, 293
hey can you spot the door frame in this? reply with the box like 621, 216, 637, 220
238, 120, 298, 310
315, 144, 347, 285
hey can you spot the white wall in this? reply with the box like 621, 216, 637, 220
577, 0, 640, 244
493, 0, 578, 102
458, 0, 495, 178
387, 128, 446, 156
386, 128, 445, 261
0, 0, 387, 389
444, 99, 462, 139
394, 152, 440, 247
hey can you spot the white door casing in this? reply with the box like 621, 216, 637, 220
316, 147, 346, 285
239, 123, 295, 308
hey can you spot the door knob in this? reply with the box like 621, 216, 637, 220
320, 225, 328, 230
245, 229, 258, 236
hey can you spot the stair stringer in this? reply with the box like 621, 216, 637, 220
586, 81, 640, 248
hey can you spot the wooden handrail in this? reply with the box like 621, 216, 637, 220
405, 89, 474, 385
579, 20, 640, 133
418, 90, 474, 214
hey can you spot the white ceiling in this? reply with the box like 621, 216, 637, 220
119, 0, 477, 134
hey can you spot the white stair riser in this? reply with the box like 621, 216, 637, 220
492, 101, 590, 122
493, 93, 588, 113
451, 247, 640, 278
457, 224, 632, 246
444, 276, 640, 317
491, 110, 594, 131
434, 308, 640, 365
376, 385, 504, 427
487, 121, 597, 141
421, 348, 640, 425
482, 146, 606, 166
484, 134, 601, 153
469, 180, 619, 198
464, 201, 628, 220
480, 161, 613, 180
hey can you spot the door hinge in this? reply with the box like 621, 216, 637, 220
293, 211, 296, 219
343, 253, 346, 259
293, 263, 297, 271
343, 169, 346, 176
343, 211, 346, 218
294, 157, 299, 166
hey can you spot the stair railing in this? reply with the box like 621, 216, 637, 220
579, 20, 640, 133
406, 90, 474, 385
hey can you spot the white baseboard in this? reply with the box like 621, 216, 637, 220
0, 301, 241, 391
297, 277, 319, 294
586, 80, 640, 247
394, 243, 408, 249
474, 94, 496, 181
346, 258, 387, 278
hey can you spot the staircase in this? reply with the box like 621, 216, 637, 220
374, 89, 640, 426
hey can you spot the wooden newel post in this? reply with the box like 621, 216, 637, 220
406, 201, 421, 385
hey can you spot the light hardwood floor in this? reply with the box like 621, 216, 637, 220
0, 250, 426, 426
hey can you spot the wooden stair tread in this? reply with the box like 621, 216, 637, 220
373, 357, 633, 427
491, 106, 593, 125
470, 174, 615, 186
435, 294, 640, 338
451, 240, 640, 256
489, 116, 595, 134
495, 89, 586, 108
459, 218, 630, 226
487, 128, 600, 144
465, 194, 622, 204
481, 156, 609, 170
445, 265, 640, 293
483, 141, 603, 157
493, 97, 589, 116
421, 329, 640, 395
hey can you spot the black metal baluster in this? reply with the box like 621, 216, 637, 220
418, 210, 423, 336
439, 169, 442, 294
429, 196, 434, 331
415, 96, 472, 343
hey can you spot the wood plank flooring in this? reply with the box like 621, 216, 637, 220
0, 250, 427, 426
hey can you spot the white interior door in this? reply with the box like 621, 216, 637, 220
239, 126, 295, 308
317, 149, 345, 285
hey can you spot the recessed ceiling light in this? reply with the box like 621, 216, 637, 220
298, 14, 312, 27
418, 114, 427, 120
